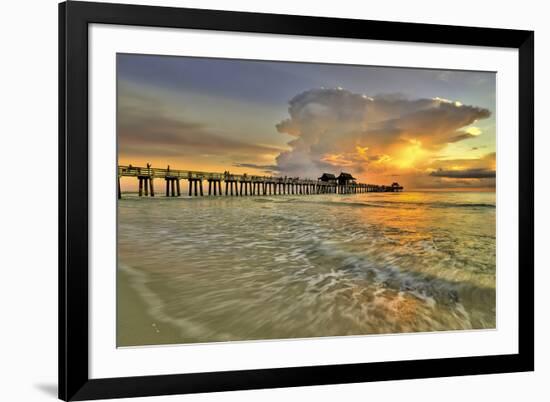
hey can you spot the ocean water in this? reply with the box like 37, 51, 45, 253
117, 191, 496, 346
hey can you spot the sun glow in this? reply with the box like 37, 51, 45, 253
395, 139, 427, 169
466, 126, 482, 136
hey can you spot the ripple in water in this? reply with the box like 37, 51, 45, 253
117, 191, 496, 346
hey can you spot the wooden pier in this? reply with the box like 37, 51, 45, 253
117, 165, 403, 199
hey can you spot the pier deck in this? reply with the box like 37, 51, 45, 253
117, 165, 403, 198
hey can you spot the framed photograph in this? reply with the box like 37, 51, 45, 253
59, 1, 534, 400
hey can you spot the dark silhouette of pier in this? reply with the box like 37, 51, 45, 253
117, 165, 403, 199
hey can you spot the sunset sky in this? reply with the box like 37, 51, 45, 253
117, 54, 496, 190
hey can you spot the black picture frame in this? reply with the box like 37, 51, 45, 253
59, 1, 534, 400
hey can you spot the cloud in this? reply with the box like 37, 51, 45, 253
448, 132, 478, 143
415, 152, 496, 188
430, 168, 495, 179
232, 163, 279, 171
118, 83, 281, 159
429, 152, 496, 171
471, 145, 487, 151
274, 88, 492, 182
119, 114, 280, 157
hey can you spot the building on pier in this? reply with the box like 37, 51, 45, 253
388, 182, 404, 192
336, 172, 356, 194
318, 173, 336, 183
336, 172, 356, 186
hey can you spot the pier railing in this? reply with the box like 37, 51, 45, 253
117, 165, 403, 198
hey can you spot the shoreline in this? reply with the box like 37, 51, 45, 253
117, 265, 182, 347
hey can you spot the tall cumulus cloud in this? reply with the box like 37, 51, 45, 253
274, 88, 493, 186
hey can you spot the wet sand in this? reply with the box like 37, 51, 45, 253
117, 267, 181, 347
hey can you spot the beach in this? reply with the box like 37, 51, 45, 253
117, 191, 496, 347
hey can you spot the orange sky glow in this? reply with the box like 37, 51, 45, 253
118, 55, 496, 192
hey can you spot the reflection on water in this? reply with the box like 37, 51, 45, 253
117, 191, 496, 346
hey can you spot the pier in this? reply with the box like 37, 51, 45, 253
117, 165, 403, 199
